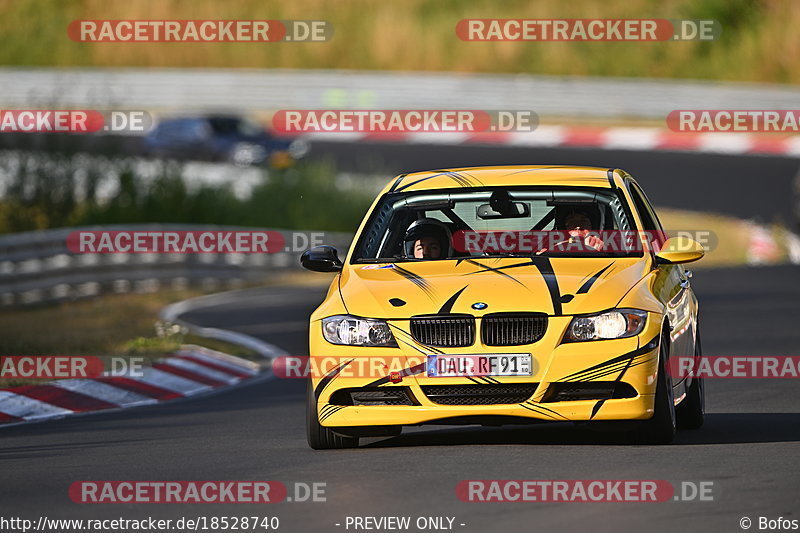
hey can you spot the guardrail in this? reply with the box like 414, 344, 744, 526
2, 68, 799, 120
0, 224, 352, 307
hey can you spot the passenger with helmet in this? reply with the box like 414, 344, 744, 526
562, 212, 605, 251
403, 218, 452, 259
536, 210, 605, 254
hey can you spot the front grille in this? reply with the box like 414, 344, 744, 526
541, 382, 638, 402
410, 315, 475, 347
329, 387, 416, 406
482, 313, 548, 346
421, 384, 537, 405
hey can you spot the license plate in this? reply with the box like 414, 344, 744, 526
427, 354, 532, 377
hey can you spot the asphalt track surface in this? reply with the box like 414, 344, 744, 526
2, 148, 800, 533
309, 141, 800, 226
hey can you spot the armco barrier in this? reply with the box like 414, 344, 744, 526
0, 224, 352, 307
1, 68, 799, 120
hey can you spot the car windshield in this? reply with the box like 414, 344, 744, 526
352, 187, 642, 262
208, 117, 264, 136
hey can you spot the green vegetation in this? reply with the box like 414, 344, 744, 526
0, 0, 796, 83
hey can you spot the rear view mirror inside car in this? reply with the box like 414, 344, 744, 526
477, 201, 530, 219
477, 189, 532, 219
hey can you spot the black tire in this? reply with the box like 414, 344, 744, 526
676, 328, 705, 430
306, 381, 359, 450
632, 335, 676, 444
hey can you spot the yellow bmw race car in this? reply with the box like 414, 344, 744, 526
300, 166, 705, 449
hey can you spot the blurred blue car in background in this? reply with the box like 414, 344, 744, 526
144, 114, 309, 167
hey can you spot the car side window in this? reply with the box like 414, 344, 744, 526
183, 120, 209, 142
154, 121, 181, 140
628, 182, 662, 231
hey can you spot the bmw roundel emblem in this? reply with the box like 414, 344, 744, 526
471, 302, 488, 310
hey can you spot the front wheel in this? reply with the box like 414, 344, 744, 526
631, 336, 676, 444
306, 381, 359, 450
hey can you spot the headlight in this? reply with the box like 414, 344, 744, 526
322, 315, 397, 347
564, 309, 647, 342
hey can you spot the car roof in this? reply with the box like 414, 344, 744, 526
380, 165, 622, 194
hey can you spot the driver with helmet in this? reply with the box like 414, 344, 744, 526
403, 218, 452, 259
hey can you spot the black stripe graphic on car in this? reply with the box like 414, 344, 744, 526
388, 173, 408, 192
319, 405, 347, 422
590, 354, 639, 420
445, 171, 476, 188
560, 336, 659, 383
444, 172, 470, 187
438, 286, 468, 314
394, 336, 431, 356
464, 257, 561, 314
393, 170, 479, 193
518, 403, 562, 420
565, 356, 640, 381
457, 170, 484, 186
464, 259, 528, 287
576, 263, 613, 294
523, 401, 570, 421
391, 325, 445, 354
468, 259, 535, 272
571, 356, 652, 383
392, 265, 436, 298
394, 171, 455, 192
314, 359, 353, 399
319, 404, 339, 417
503, 167, 574, 177
531, 256, 563, 316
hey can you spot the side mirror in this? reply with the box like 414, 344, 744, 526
654, 236, 705, 265
301, 245, 343, 272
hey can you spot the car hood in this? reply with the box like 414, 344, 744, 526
338, 257, 651, 319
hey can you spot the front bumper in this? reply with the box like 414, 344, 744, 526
309, 313, 662, 427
